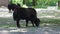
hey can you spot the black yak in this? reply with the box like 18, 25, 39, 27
8, 4, 40, 28
13, 6, 40, 28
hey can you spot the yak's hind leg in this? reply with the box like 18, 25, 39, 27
31, 20, 34, 27
16, 20, 20, 28
26, 20, 35, 27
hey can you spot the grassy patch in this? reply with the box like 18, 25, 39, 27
58, 6, 60, 10
0, 17, 60, 27
40, 18, 60, 24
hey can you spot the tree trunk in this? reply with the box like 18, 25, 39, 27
23, 0, 25, 4
58, 1, 60, 6
33, 0, 36, 6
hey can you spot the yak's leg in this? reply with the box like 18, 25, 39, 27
31, 20, 34, 27
26, 20, 28, 27
16, 20, 20, 28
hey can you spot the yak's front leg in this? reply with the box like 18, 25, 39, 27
26, 20, 28, 27
16, 20, 20, 28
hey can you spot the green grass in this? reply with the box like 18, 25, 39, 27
38, 10, 60, 17
0, 17, 40, 27
0, 17, 60, 28
58, 6, 60, 10
40, 18, 60, 24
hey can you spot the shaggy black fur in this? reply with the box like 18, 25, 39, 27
8, 4, 40, 28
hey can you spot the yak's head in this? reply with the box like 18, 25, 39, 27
34, 18, 40, 27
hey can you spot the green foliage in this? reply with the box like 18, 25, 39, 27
9, 0, 23, 5
9, 0, 58, 8
36, 0, 58, 5
34, 0, 58, 8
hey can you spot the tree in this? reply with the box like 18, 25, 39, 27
23, 0, 25, 4
33, 0, 36, 6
